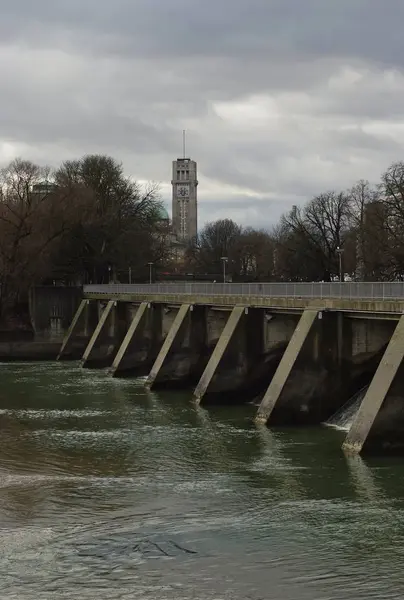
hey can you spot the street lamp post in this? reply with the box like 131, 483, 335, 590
221, 256, 228, 283
336, 247, 344, 282
148, 262, 153, 284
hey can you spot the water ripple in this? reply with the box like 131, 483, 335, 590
1, 362, 404, 599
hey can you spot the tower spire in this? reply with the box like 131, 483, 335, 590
183, 129, 186, 158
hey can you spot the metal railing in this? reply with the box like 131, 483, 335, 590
83, 282, 404, 300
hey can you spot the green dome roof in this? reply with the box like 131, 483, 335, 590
156, 205, 169, 221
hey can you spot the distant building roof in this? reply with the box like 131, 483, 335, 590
31, 182, 58, 194
156, 205, 169, 221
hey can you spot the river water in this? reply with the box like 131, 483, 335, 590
1, 363, 404, 599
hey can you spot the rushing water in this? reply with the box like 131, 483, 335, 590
325, 386, 368, 431
1, 364, 404, 599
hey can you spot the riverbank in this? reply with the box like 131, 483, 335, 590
0, 285, 84, 360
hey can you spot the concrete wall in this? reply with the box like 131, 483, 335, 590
206, 308, 228, 345
367, 363, 404, 452
351, 319, 395, 356
199, 308, 271, 404
82, 301, 133, 368
149, 305, 208, 389
29, 286, 82, 340
162, 307, 179, 338
83, 290, 404, 315
112, 303, 163, 375
263, 314, 399, 429
264, 314, 298, 351
0, 286, 83, 360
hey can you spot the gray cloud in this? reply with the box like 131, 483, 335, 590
3, 1, 404, 64
1, 0, 404, 228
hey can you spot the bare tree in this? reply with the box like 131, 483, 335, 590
232, 228, 275, 280
379, 161, 404, 279
0, 159, 76, 322
187, 219, 242, 274
280, 191, 351, 281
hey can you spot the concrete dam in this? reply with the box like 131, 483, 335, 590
51, 282, 404, 456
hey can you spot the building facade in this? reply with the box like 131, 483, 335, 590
171, 157, 198, 242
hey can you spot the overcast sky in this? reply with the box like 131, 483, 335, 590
1, 0, 404, 228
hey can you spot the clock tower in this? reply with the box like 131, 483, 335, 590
171, 156, 198, 242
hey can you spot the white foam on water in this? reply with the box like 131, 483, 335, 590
249, 455, 307, 473
0, 408, 110, 418
325, 387, 367, 432
0, 473, 147, 488
64, 428, 129, 435
29, 428, 137, 442
326, 423, 352, 432
0, 526, 55, 558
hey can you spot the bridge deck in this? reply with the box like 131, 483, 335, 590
84, 282, 404, 300
83, 283, 404, 315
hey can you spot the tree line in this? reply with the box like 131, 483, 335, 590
2, 153, 404, 324
187, 161, 404, 283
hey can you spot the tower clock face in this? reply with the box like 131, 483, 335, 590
177, 185, 189, 198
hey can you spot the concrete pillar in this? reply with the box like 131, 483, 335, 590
201, 308, 266, 403
83, 299, 91, 337
342, 314, 404, 454
57, 299, 88, 360
145, 304, 191, 388
194, 305, 245, 404
255, 309, 319, 425
110, 302, 148, 376
108, 302, 117, 338
81, 300, 115, 367
149, 304, 163, 362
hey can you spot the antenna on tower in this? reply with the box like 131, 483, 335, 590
182, 129, 186, 158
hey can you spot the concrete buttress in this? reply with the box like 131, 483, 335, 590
145, 304, 191, 388
342, 314, 404, 454
81, 301, 115, 367
255, 309, 319, 424
57, 299, 88, 360
193, 305, 245, 404
110, 302, 149, 376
